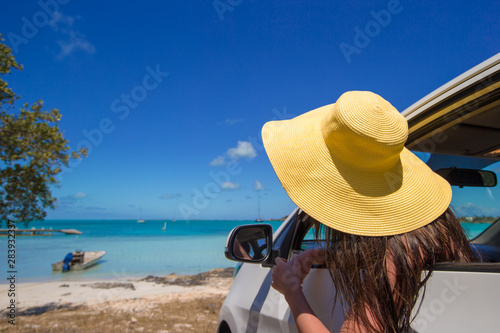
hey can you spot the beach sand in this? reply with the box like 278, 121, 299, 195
0, 268, 234, 332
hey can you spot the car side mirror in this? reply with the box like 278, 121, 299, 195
225, 224, 273, 264
436, 168, 497, 188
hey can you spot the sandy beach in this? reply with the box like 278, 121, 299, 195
0, 268, 234, 332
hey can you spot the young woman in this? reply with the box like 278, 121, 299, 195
261, 91, 476, 332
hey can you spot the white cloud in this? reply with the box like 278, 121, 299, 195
225, 118, 244, 126
49, 12, 96, 60
221, 181, 240, 190
254, 180, 265, 191
56, 31, 96, 59
210, 140, 257, 167
227, 141, 257, 160
56, 192, 88, 206
73, 192, 88, 199
454, 202, 500, 217
209, 155, 226, 166
49, 12, 77, 30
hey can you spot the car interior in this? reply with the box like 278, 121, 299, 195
404, 60, 500, 159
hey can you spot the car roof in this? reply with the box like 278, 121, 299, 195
402, 53, 500, 161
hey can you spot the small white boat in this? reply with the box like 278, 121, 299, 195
162, 221, 167, 231
52, 250, 106, 272
137, 208, 146, 223
255, 195, 263, 222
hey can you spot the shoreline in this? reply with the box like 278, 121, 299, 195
1, 268, 235, 332
1, 267, 234, 313
0, 263, 239, 285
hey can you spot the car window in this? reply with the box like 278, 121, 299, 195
300, 223, 319, 251
415, 151, 500, 241
290, 217, 326, 254
448, 160, 500, 240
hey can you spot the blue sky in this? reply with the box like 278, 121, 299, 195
0, 0, 499, 220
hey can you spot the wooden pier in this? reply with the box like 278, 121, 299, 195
0, 228, 82, 236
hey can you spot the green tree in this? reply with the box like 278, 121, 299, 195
0, 34, 86, 226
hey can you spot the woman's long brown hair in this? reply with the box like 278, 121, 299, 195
313, 208, 476, 332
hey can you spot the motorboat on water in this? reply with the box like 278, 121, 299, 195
52, 250, 106, 272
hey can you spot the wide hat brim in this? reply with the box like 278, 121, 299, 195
262, 92, 452, 236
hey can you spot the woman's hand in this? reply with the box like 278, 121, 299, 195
271, 257, 302, 295
271, 249, 324, 296
271, 249, 330, 333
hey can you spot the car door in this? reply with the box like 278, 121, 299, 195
252, 211, 345, 333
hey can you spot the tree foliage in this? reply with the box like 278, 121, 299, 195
0, 34, 86, 226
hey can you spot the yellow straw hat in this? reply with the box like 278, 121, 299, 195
262, 91, 452, 236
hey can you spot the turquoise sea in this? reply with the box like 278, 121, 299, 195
0, 219, 283, 283
460, 222, 491, 240
1, 220, 491, 284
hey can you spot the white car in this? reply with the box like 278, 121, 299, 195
217, 53, 500, 333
